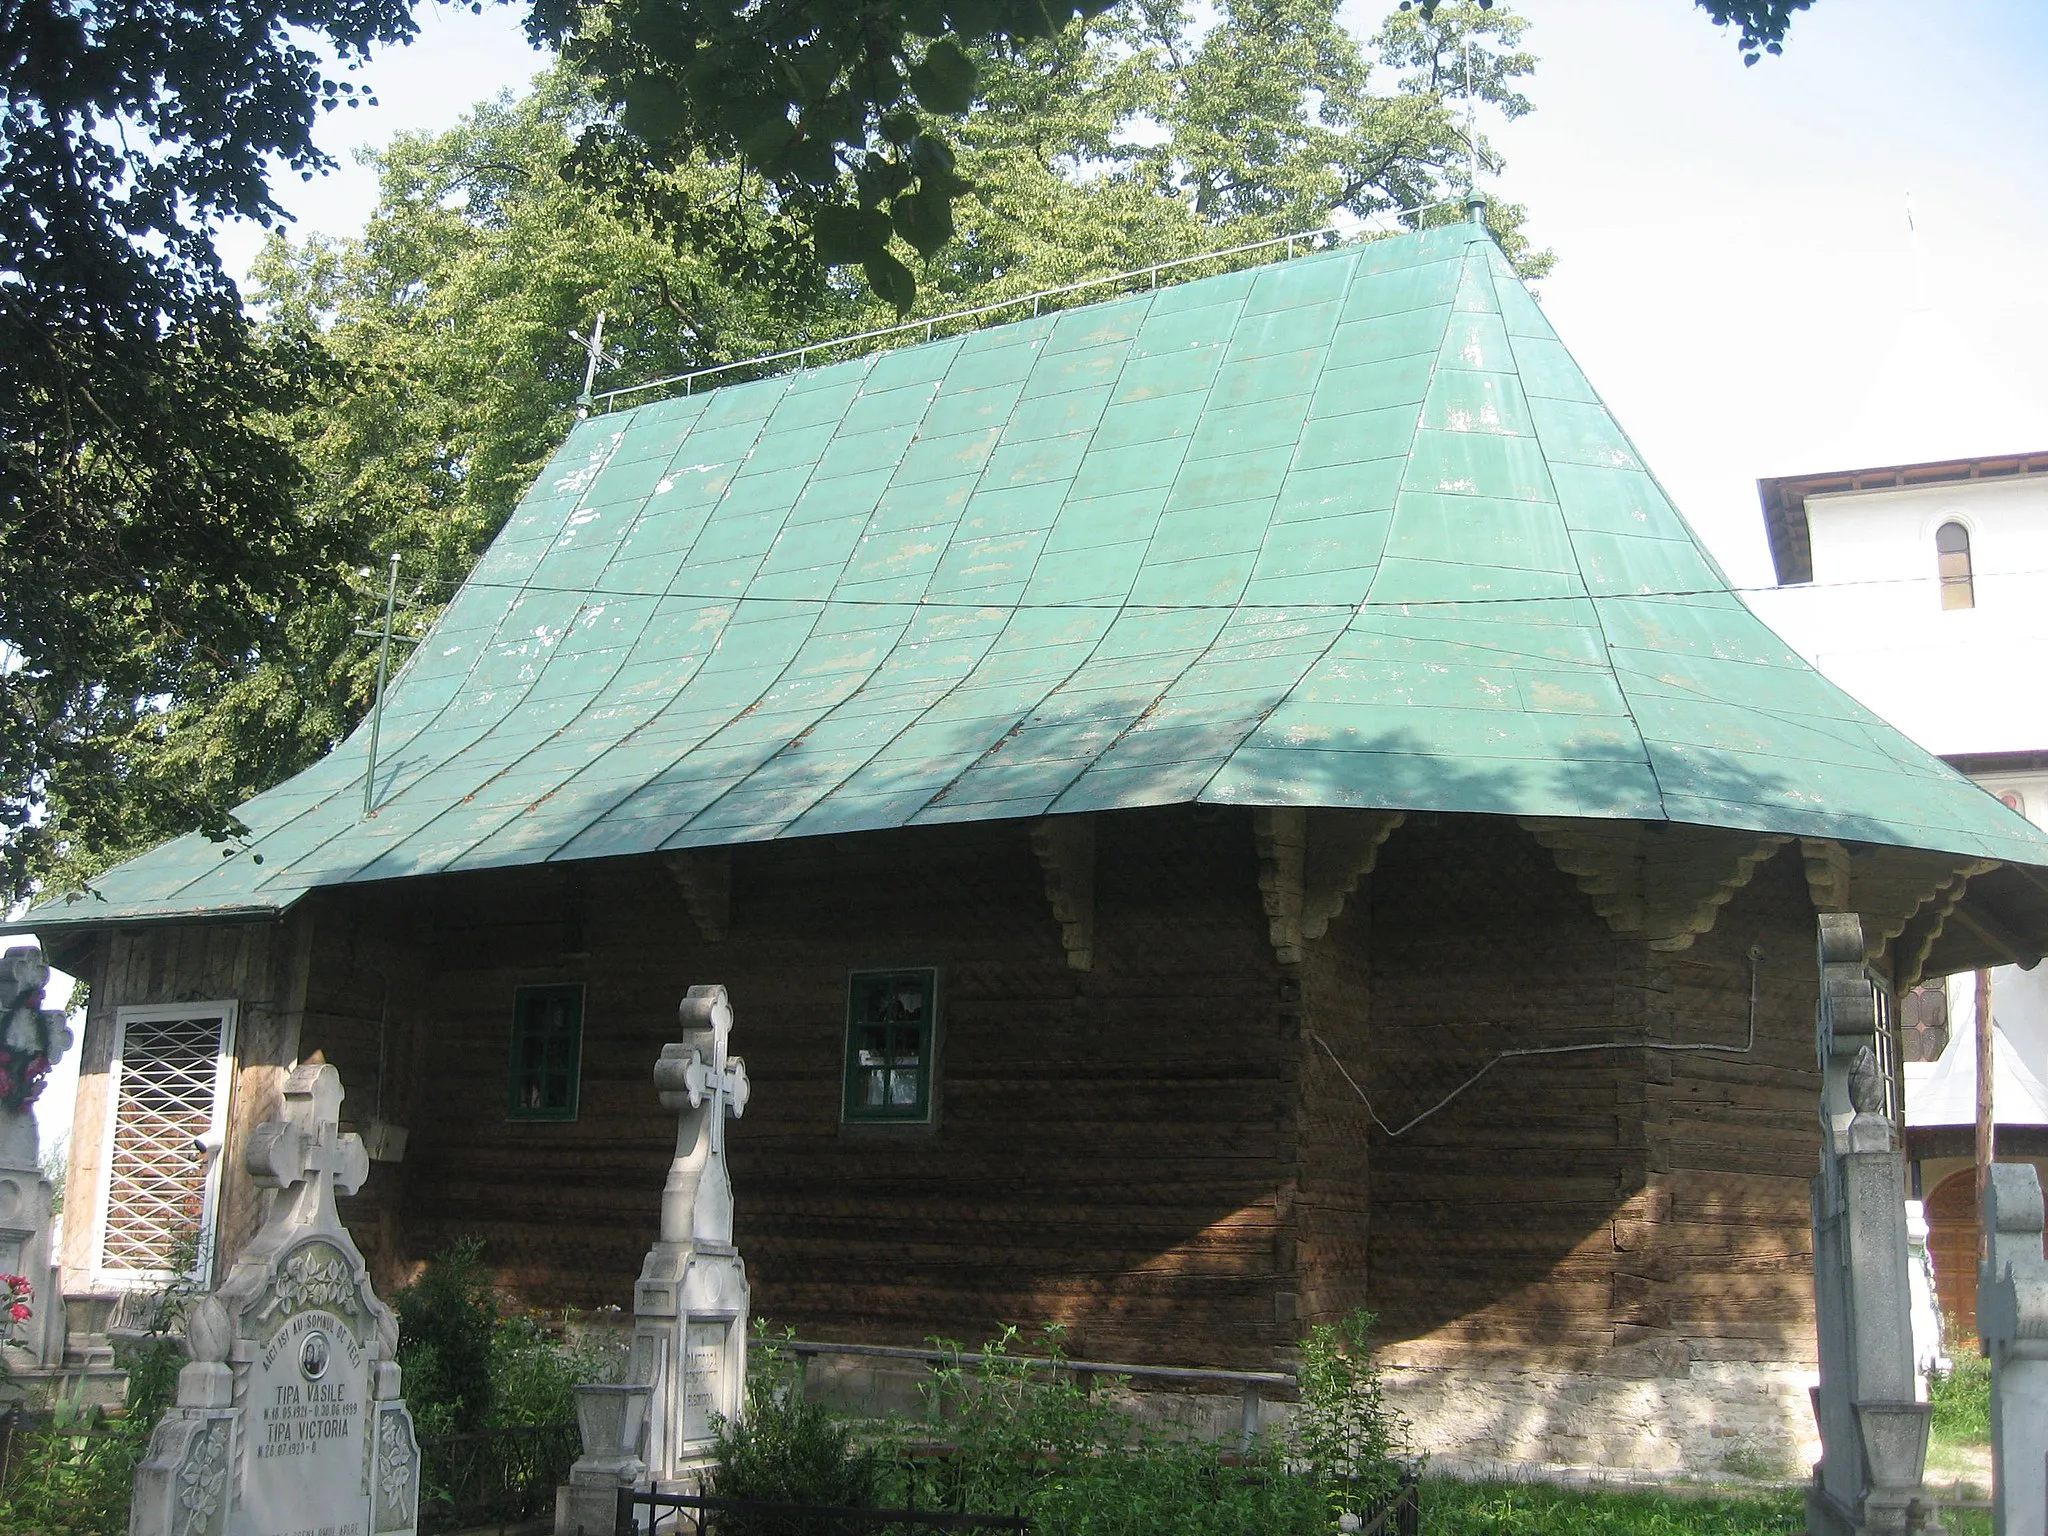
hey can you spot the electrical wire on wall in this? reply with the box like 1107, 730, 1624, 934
1307, 944, 1766, 1140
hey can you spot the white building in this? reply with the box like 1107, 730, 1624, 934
1752, 449, 2048, 1332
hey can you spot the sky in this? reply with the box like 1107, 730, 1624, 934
35, 0, 2048, 1150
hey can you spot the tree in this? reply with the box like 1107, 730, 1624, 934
21, 71, 853, 900
0, 0, 425, 902
541, 0, 1790, 307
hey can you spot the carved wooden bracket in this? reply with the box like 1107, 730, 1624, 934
1799, 837, 1998, 972
662, 850, 731, 943
1521, 820, 1791, 951
1800, 837, 1852, 913
1030, 815, 1096, 971
1253, 807, 1404, 965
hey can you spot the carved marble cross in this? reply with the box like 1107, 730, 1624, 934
245, 1064, 370, 1227
653, 985, 749, 1248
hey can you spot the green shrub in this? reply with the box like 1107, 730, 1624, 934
711, 1327, 879, 1533
1929, 1344, 1992, 1444
0, 1236, 198, 1536
393, 1237, 498, 1438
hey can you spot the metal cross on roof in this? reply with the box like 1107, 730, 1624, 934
569, 309, 625, 418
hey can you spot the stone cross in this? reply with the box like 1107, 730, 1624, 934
245, 1060, 371, 1230
1807, 913, 1934, 1536
1978, 1162, 2048, 1536
655, 984, 750, 1247
0, 944, 73, 1376
131, 1063, 419, 1536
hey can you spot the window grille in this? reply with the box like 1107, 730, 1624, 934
508, 983, 583, 1121
843, 969, 936, 1123
1936, 521, 1974, 610
1901, 982, 1949, 1064
95, 1004, 236, 1286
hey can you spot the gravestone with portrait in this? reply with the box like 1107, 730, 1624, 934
0, 944, 73, 1378
131, 1062, 420, 1536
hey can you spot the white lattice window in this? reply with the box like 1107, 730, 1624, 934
93, 1003, 237, 1287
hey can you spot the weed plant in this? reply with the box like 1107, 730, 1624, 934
853, 1313, 1406, 1536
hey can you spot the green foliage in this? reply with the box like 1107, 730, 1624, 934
487, 1313, 615, 1428
875, 1325, 1386, 1536
1423, 1480, 1804, 1534
39, 1140, 65, 1219
535, 0, 1111, 311
1928, 1345, 1992, 1445
394, 1238, 499, 1438
0, 1235, 200, 1534
0, 0, 421, 908
710, 1325, 881, 1523
392, 1237, 616, 1443
540, 0, 1799, 305
548, 0, 1551, 309
1293, 1309, 1408, 1520
0, 1394, 151, 1536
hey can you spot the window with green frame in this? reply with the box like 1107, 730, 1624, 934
843, 969, 936, 1123
508, 983, 583, 1121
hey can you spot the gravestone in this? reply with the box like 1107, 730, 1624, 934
1807, 914, 1936, 1536
561, 984, 750, 1533
132, 1063, 420, 1536
1978, 1162, 2048, 1536
0, 944, 74, 1379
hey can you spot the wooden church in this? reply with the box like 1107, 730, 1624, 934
27, 214, 2048, 1474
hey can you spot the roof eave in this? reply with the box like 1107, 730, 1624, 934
1757, 448, 2048, 587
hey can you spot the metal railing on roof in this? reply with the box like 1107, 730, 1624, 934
589, 192, 1475, 414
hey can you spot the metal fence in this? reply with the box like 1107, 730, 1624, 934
417, 1419, 580, 1534
761, 1337, 1294, 1451
615, 1488, 1030, 1536
611, 1466, 1419, 1536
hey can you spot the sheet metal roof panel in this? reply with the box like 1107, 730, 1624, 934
42, 221, 2048, 929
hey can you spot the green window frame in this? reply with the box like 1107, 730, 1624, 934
842, 969, 936, 1123
508, 983, 584, 1122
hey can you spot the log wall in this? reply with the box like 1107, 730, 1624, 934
54, 809, 1828, 1416
58, 917, 307, 1286
389, 807, 1296, 1368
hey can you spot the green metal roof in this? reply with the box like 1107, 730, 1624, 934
37, 220, 2048, 927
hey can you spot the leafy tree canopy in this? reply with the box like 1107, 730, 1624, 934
0, 0, 423, 900
544, 0, 1792, 307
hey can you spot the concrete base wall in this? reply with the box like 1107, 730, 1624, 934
1384, 1360, 1819, 1480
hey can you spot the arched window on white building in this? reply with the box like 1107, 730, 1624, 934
1936, 520, 1974, 609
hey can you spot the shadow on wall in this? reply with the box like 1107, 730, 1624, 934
329, 725, 1842, 1385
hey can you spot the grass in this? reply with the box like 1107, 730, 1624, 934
1928, 1345, 1991, 1445
1423, 1480, 1804, 1534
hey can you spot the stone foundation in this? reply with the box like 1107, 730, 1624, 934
1382, 1361, 1819, 1480
799, 1349, 1819, 1480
